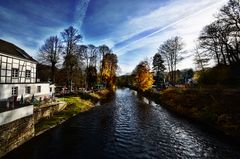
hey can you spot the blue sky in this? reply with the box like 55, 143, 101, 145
0, 0, 227, 74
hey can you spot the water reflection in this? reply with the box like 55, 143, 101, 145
3, 88, 240, 159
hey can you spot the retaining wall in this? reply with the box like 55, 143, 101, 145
34, 102, 67, 123
0, 105, 34, 158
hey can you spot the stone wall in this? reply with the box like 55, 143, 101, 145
34, 102, 67, 123
0, 115, 34, 158
0, 102, 67, 157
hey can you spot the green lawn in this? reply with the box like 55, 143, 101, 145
35, 97, 93, 133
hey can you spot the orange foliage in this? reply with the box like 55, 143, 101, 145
102, 53, 118, 90
134, 61, 154, 92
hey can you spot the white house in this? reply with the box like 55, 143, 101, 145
0, 39, 54, 104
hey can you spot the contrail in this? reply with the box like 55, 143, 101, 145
75, 0, 90, 28
115, 1, 225, 56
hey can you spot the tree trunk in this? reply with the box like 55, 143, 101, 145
51, 62, 56, 84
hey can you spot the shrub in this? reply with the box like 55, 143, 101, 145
197, 65, 240, 86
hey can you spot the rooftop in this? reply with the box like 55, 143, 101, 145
0, 39, 37, 62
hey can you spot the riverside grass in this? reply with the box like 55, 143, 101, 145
35, 89, 110, 134
143, 87, 240, 139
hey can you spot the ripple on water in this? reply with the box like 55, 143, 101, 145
2, 88, 240, 159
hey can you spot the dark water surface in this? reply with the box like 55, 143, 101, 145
3, 88, 240, 159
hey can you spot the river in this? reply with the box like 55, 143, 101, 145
3, 88, 240, 159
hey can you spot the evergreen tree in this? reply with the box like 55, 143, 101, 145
152, 53, 165, 87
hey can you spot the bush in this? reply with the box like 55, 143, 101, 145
198, 65, 240, 86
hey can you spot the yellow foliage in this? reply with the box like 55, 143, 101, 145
193, 71, 201, 81
102, 53, 118, 90
134, 61, 154, 91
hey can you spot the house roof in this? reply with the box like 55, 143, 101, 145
0, 39, 37, 62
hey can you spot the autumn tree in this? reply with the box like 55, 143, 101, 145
133, 60, 154, 92
158, 36, 184, 83
61, 26, 82, 91
99, 45, 111, 80
102, 53, 118, 90
38, 36, 62, 83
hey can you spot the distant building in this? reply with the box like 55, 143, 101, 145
0, 39, 54, 104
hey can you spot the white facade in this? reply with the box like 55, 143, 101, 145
0, 51, 54, 102
0, 83, 53, 100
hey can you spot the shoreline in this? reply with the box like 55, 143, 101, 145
35, 89, 111, 136
134, 87, 240, 142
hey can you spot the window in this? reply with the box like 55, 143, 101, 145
25, 70, 31, 78
12, 87, 18, 96
12, 68, 19, 78
37, 86, 41, 93
25, 86, 31, 94
50, 87, 52, 92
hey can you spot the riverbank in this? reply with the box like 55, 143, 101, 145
141, 87, 240, 139
3, 88, 240, 159
35, 89, 111, 135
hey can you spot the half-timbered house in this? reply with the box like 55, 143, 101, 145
0, 39, 54, 103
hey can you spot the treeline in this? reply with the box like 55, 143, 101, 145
196, 0, 240, 68
118, 0, 240, 91
195, 0, 240, 85
38, 26, 118, 91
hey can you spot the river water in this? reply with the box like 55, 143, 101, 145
3, 88, 240, 159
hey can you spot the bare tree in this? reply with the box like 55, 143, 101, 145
193, 45, 210, 70
61, 26, 82, 91
99, 45, 111, 61
38, 36, 62, 83
199, 0, 240, 66
76, 45, 87, 67
218, 0, 240, 31
158, 36, 184, 83
88, 44, 98, 67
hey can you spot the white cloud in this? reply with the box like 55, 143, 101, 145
116, 0, 228, 75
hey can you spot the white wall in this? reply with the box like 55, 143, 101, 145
0, 105, 33, 126
0, 83, 52, 101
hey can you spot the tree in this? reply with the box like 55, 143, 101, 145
181, 69, 194, 83
158, 36, 185, 83
99, 45, 111, 59
218, 0, 240, 31
61, 26, 82, 91
38, 36, 62, 83
152, 53, 165, 87
199, 21, 227, 65
133, 60, 154, 92
153, 53, 165, 72
218, 0, 240, 64
88, 44, 98, 67
99, 45, 111, 81
199, 0, 240, 66
102, 53, 118, 90
193, 45, 210, 70
86, 66, 97, 89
